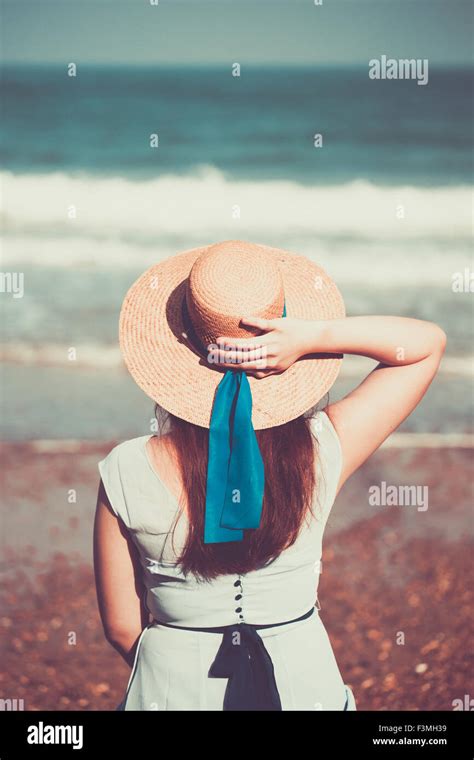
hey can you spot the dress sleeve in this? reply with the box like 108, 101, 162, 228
98, 443, 133, 528
310, 410, 343, 519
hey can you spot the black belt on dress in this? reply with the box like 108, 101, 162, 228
153, 605, 316, 711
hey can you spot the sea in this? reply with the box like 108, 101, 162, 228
0, 64, 473, 439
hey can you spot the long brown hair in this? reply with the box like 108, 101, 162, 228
157, 407, 321, 581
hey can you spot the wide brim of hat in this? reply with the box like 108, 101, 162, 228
119, 243, 345, 430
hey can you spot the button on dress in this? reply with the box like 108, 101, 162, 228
98, 411, 357, 711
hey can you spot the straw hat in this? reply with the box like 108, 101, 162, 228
119, 240, 345, 430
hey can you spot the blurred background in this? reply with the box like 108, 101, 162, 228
0, 0, 473, 711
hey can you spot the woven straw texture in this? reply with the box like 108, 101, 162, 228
119, 240, 345, 430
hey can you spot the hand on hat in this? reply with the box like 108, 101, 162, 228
214, 316, 316, 379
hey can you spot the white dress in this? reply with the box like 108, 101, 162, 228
98, 410, 357, 711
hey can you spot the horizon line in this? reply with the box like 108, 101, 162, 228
3, 60, 473, 68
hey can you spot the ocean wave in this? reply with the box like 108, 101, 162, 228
2, 168, 472, 285
2, 234, 472, 286
19, 434, 473, 451
1, 342, 472, 377
1, 167, 472, 241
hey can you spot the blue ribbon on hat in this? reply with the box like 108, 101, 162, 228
204, 302, 286, 544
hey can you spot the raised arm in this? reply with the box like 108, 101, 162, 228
299, 316, 447, 492
215, 314, 447, 493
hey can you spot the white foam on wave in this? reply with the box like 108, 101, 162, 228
2, 167, 472, 239
2, 234, 472, 287
0, 342, 122, 369
2, 168, 472, 284
1, 342, 472, 377
6, 433, 473, 452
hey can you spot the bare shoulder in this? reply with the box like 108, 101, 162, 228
146, 432, 175, 463
145, 433, 183, 501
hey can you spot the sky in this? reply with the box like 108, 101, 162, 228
2, 0, 473, 66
